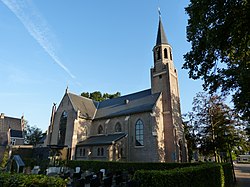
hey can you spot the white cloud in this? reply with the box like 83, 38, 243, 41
1, 0, 76, 79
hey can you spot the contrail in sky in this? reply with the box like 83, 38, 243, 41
1, 0, 76, 79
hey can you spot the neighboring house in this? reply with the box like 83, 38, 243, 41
45, 17, 188, 163
10, 129, 24, 145
0, 113, 25, 146
0, 113, 25, 163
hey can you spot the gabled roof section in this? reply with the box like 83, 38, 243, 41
67, 92, 97, 119
95, 89, 161, 119
77, 133, 127, 146
65, 89, 160, 120
156, 17, 168, 45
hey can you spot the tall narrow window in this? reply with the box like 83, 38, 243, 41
115, 122, 122, 132
170, 48, 173, 60
97, 148, 100, 156
156, 47, 161, 60
164, 48, 168, 59
58, 111, 67, 145
135, 119, 144, 146
179, 140, 183, 162
98, 125, 103, 134
101, 148, 104, 156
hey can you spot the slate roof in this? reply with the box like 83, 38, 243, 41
10, 129, 23, 138
67, 89, 161, 120
95, 89, 161, 119
13, 155, 25, 167
68, 92, 98, 119
156, 18, 168, 45
77, 133, 127, 146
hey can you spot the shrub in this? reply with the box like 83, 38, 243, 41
221, 163, 234, 187
0, 172, 67, 187
0, 146, 9, 169
134, 164, 227, 187
66, 160, 201, 173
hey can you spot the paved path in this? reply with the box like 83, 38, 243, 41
234, 163, 250, 187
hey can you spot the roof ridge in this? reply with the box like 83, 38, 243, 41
68, 92, 94, 102
99, 88, 151, 104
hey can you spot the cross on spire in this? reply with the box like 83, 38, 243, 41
158, 7, 161, 18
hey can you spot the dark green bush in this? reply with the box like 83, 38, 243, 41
66, 160, 201, 173
134, 164, 226, 187
66, 161, 233, 187
0, 172, 67, 187
221, 163, 234, 187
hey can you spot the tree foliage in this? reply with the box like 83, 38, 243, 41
81, 91, 121, 101
183, 0, 250, 121
184, 92, 249, 162
23, 122, 43, 146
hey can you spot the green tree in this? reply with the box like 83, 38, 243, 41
23, 123, 43, 146
185, 92, 249, 162
81, 91, 121, 101
183, 115, 197, 162
183, 0, 250, 121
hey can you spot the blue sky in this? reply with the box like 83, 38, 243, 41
0, 0, 203, 132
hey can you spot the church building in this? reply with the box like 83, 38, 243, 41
45, 17, 187, 163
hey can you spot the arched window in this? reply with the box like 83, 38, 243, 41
115, 122, 122, 132
101, 148, 104, 156
156, 47, 161, 60
58, 111, 67, 145
120, 148, 123, 158
135, 119, 144, 146
98, 125, 103, 134
83, 148, 86, 156
97, 148, 100, 156
164, 48, 168, 59
170, 48, 173, 60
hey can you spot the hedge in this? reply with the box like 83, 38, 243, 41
66, 160, 201, 173
0, 172, 68, 187
134, 163, 233, 187
66, 161, 233, 187
221, 163, 234, 187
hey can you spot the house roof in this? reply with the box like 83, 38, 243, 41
66, 89, 161, 120
10, 129, 23, 138
77, 132, 127, 146
68, 92, 98, 119
95, 89, 161, 119
13, 155, 25, 167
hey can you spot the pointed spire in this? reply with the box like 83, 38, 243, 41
156, 16, 168, 45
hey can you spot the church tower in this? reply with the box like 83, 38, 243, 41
151, 16, 186, 162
